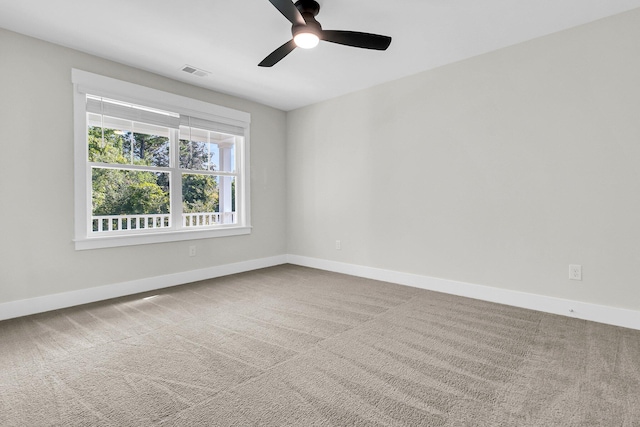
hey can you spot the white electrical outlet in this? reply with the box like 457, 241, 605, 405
335, 240, 341, 250
189, 246, 197, 257
569, 264, 582, 281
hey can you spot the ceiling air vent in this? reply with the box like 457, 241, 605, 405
181, 65, 210, 77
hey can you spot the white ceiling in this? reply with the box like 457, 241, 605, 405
1, 0, 640, 111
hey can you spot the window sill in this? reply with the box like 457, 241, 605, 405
74, 226, 252, 250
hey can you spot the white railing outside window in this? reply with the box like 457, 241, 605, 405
91, 212, 236, 233
183, 212, 236, 227
92, 214, 171, 233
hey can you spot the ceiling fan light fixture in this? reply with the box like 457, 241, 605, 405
258, 0, 391, 67
293, 32, 319, 49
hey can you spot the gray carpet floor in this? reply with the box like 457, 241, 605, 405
1, 264, 639, 426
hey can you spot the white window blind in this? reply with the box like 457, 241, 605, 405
180, 116, 245, 137
86, 96, 181, 129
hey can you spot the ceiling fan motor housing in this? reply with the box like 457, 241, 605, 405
295, 0, 320, 16
293, 0, 322, 38
258, 0, 391, 67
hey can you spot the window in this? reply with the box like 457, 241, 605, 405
72, 70, 251, 250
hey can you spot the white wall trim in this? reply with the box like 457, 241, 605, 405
0, 255, 287, 321
3, 253, 639, 331
72, 69, 251, 126
286, 255, 640, 331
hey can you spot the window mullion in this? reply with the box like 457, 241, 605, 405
88, 162, 171, 173
170, 129, 183, 230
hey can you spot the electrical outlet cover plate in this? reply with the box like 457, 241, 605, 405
569, 264, 582, 281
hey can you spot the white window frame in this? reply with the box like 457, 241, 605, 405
72, 69, 251, 250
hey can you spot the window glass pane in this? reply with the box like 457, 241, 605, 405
91, 168, 170, 232
179, 126, 236, 172
179, 137, 209, 170
209, 133, 236, 173
182, 174, 236, 226
182, 173, 218, 213
88, 115, 170, 167
132, 122, 170, 167
88, 115, 131, 164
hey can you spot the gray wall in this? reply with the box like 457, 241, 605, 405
2, 9, 640, 313
286, 10, 640, 311
0, 29, 287, 304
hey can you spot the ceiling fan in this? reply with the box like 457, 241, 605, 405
259, 0, 392, 67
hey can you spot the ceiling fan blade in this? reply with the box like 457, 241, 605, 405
267, 0, 306, 26
259, 39, 297, 67
321, 30, 392, 50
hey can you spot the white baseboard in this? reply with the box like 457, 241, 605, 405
286, 254, 640, 331
3, 253, 638, 331
0, 255, 287, 321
